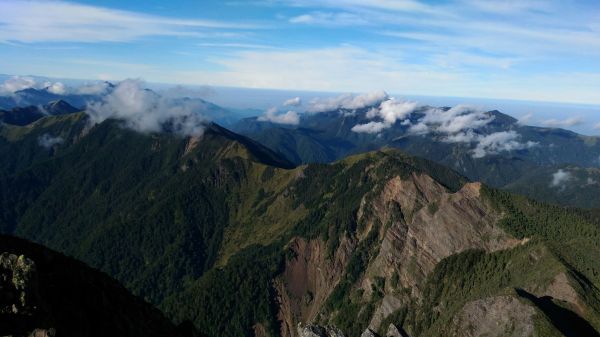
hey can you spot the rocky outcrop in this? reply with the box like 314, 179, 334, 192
297, 323, 345, 337
360, 328, 377, 337
0, 235, 191, 337
0, 253, 38, 315
386, 324, 407, 337
447, 296, 535, 337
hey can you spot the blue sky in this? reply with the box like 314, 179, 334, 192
0, 0, 599, 105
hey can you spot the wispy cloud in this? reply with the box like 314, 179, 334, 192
289, 11, 369, 26
197, 42, 277, 49
541, 117, 583, 128
0, 0, 255, 43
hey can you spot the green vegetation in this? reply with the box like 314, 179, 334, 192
3, 114, 600, 337
164, 244, 284, 337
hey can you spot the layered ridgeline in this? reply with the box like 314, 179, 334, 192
0, 234, 193, 337
232, 95, 600, 208
0, 112, 599, 337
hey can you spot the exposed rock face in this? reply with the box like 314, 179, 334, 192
447, 296, 535, 337
277, 237, 355, 337
361, 174, 520, 331
368, 295, 404, 331
365, 176, 517, 295
297, 323, 345, 337
278, 172, 522, 337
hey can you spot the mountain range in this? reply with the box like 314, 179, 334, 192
232, 104, 600, 208
0, 102, 598, 336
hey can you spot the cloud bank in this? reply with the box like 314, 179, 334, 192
86, 79, 207, 136
0, 76, 111, 96
307, 90, 388, 113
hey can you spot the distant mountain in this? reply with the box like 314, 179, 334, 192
0, 114, 599, 337
0, 234, 194, 337
0, 100, 80, 126
0, 85, 112, 110
0, 106, 46, 126
232, 106, 600, 208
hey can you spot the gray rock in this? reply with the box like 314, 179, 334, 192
386, 324, 408, 337
361, 328, 378, 337
297, 323, 346, 337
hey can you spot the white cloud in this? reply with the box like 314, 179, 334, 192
0, 0, 253, 43
0, 76, 37, 94
550, 169, 572, 188
593, 122, 600, 130
377, 99, 418, 124
407, 122, 429, 135
86, 79, 207, 136
308, 90, 388, 112
471, 131, 537, 158
283, 97, 302, 107
38, 133, 64, 148
258, 107, 300, 125
351, 98, 418, 134
419, 105, 494, 134
289, 11, 368, 26
541, 117, 584, 128
351, 121, 388, 134
518, 112, 533, 125
0, 76, 69, 96
45, 82, 67, 95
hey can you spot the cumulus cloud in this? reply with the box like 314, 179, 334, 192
541, 117, 583, 128
349, 96, 536, 157
352, 98, 418, 134
308, 90, 388, 113
471, 131, 537, 158
377, 99, 418, 124
86, 79, 207, 136
283, 97, 302, 107
37, 133, 64, 148
550, 169, 573, 188
44, 82, 67, 95
258, 107, 300, 125
417, 105, 494, 135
